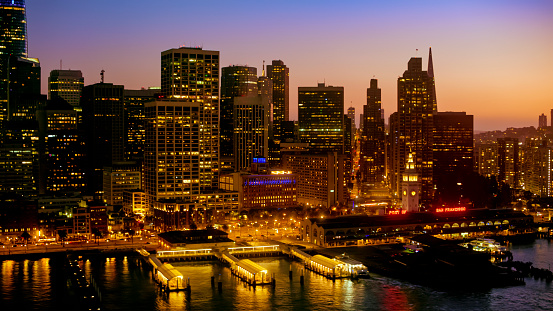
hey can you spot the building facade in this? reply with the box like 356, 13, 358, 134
361, 79, 385, 185
103, 162, 142, 206
123, 88, 157, 162
267, 60, 289, 141
390, 49, 437, 209
298, 83, 344, 154
233, 96, 269, 171
161, 47, 219, 190
497, 137, 520, 188
48, 70, 84, 109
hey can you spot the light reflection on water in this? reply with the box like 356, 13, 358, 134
0, 240, 551, 310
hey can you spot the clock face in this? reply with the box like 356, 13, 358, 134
403, 190, 407, 196
411, 191, 416, 196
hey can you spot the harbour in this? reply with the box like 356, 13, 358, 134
1, 239, 552, 310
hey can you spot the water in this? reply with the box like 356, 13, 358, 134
1, 240, 552, 311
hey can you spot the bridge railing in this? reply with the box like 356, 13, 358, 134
157, 248, 213, 258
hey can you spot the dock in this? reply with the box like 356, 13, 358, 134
289, 247, 368, 279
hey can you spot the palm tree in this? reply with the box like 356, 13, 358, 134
21, 231, 31, 246
58, 230, 67, 247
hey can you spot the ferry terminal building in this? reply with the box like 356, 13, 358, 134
301, 209, 533, 247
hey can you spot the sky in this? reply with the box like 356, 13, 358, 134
26, 0, 553, 132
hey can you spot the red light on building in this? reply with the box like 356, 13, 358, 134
388, 210, 406, 215
435, 207, 466, 213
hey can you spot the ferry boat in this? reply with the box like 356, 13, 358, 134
459, 238, 507, 254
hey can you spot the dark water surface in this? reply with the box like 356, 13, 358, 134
1, 239, 551, 311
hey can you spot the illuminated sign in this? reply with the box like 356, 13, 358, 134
253, 157, 266, 164
388, 210, 406, 215
435, 207, 466, 213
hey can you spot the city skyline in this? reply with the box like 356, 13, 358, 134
26, 0, 553, 132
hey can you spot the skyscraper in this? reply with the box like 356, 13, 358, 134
361, 79, 385, 185
0, 0, 27, 125
36, 97, 84, 194
144, 100, 201, 203
390, 49, 437, 209
298, 83, 344, 154
161, 47, 219, 190
538, 113, 547, 128
48, 70, 84, 109
347, 106, 356, 135
7, 55, 42, 122
497, 137, 519, 188
432, 112, 474, 203
267, 60, 289, 141
233, 96, 269, 171
220, 65, 257, 161
81, 82, 125, 195
124, 88, 157, 162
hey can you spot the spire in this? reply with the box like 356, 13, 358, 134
262, 60, 265, 76
427, 47, 434, 78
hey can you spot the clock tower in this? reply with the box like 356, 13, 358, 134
402, 152, 420, 212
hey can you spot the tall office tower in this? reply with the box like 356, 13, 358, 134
233, 96, 269, 171
0, 120, 38, 197
551, 109, 553, 127
81, 82, 124, 195
538, 113, 547, 128
432, 112, 474, 203
124, 88, 157, 162
497, 137, 520, 188
298, 83, 344, 153
267, 60, 289, 141
361, 79, 385, 185
220, 65, 258, 162
161, 47, 219, 190
390, 50, 437, 209
48, 70, 84, 109
347, 106, 356, 138
7, 56, 42, 122
257, 62, 273, 123
522, 138, 551, 197
476, 143, 498, 177
36, 98, 84, 194
0, 0, 27, 126
359, 113, 364, 132
144, 100, 201, 206
344, 114, 352, 153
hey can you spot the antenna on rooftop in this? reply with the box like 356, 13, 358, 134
100, 69, 105, 83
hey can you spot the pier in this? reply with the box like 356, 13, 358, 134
289, 247, 368, 279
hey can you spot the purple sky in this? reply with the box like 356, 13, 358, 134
27, 0, 553, 131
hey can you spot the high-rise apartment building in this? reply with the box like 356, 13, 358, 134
476, 143, 498, 177
539, 113, 547, 128
0, 0, 27, 126
497, 137, 520, 188
161, 47, 219, 190
257, 62, 273, 125
36, 98, 84, 194
267, 60, 289, 141
390, 49, 437, 209
220, 65, 258, 160
124, 88, 157, 162
81, 82, 124, 195
103, 162, 142, 206
144, 100, 201, 206
522, 138, 551, 197
361, 79, 385, 185
432, 112, 474, 202
298, 83, 344, 154
48, 70, 84, 109
233, 96, 269, 171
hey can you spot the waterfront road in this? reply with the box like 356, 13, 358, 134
0, 237, 158, 256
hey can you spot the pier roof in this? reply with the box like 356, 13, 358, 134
311, 255, 343, 269
236, 259, 268, 275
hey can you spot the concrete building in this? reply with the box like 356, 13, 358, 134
282, 152, 347, 208
401, 153, 420, 212
102, 161, 142, 206
539, 113, 547, 128
233, 96, 269, 171
298, 83, 344, 154
124, 88, 157, 162
267, 60, 289, 141
161, 47, 219, 191
497, 137, 520, 188
476, 143, 498, 178
390, 49, 437, 209
48, 70, 84, 109
361, 79, 385, 185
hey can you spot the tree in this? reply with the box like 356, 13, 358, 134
58, 230, 67, 247
21, 231, 31, 245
